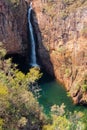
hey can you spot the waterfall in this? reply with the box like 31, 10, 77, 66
28, 3, 38, 67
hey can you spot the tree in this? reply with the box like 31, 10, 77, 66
0, 43, 45, 130
43, 104, 85, 130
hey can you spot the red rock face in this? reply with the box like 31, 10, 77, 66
32, 0, 87, 104
0, 0, 28, 55
0, 0, 22, 54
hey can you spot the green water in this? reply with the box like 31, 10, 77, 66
38, 72, 86, 115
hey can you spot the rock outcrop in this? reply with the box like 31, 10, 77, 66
0, 0, 28, 55
32, 0, 87, 104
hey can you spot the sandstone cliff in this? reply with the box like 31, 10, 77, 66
0, 0, 28, 55
0, 0, 87, 104
32, 0, 87, 104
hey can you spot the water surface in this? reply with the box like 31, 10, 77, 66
38, 72, 86, 115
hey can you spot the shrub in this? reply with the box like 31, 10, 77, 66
0, 45, 45, 130
81, 27, 87, 38
60, 10, 68, 20
63, 0, 76, 5
43, 104, 85, 130
65, 68, 71, 77
81, 84, 87, 92
0, 118, 4, 130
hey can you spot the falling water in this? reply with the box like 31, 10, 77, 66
28, 3, 38, 67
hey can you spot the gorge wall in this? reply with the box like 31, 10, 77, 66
0, 0, 87, 104
32, 0, 87, 104
0, 0, 28, 55
0, 0, 30, 71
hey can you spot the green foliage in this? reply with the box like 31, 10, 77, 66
51, 103, 65, 116
63, 0, 76, 5
6, 0, 20, 10
43, 104, 85, 130
0, 42, 6, 58
81, 75, 87, 92
7, 0, 19, 4
81, 26, 87, 38
18, 117, 27, 127
65, 68, 71, 77
81, 84, 87, 92
27, 67, 42, 83
60, 10, 68, 20
0, 44, 87, 130
43, 4, 56, 19
43, 116, 71, 130
0, 45, 45, 130
43, 0, 87, 22
57, 46, 66, 53
0, 118, 4, 130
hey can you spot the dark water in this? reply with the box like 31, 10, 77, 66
38, 72, 86, 115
